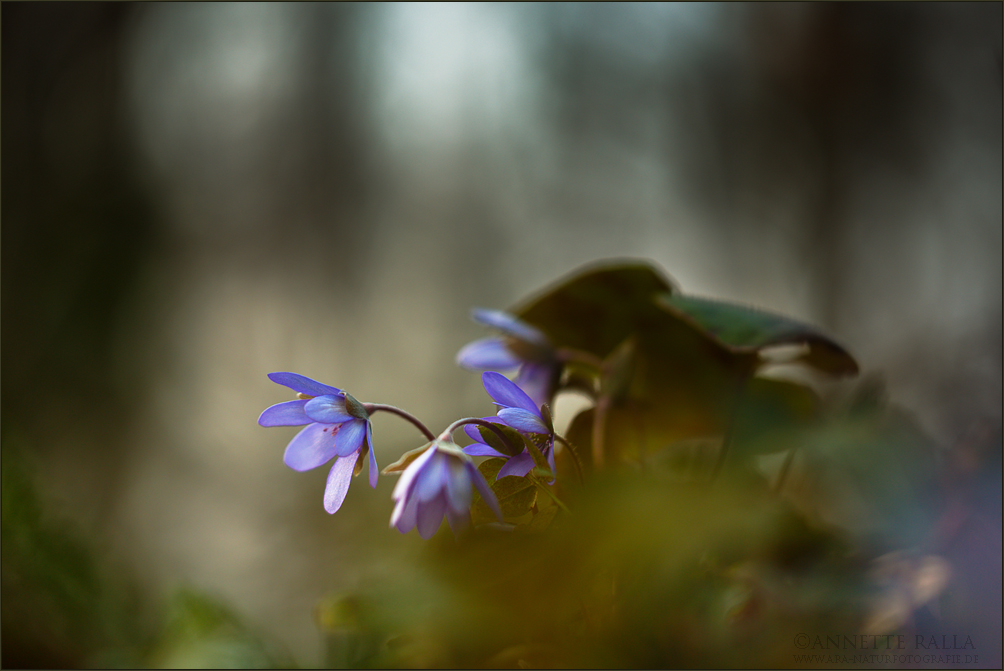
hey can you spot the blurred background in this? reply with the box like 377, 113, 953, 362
2, 2, 1000, 667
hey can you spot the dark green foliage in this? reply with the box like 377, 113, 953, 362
317, 260, 958, 668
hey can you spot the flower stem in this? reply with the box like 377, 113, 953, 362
554, 434, 585, 484
528, 475, 571, 514
365, 404, 436, 441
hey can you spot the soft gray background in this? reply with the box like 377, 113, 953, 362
3, 3, 1000, 665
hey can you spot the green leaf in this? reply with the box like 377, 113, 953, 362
522, 491, 560, 533
657, 293, 858, 377
729, 376, 821, 458
593, 306, 752, 465
512, 260, 677, 357
509, 261, 846, 468
788, 391, 940, 549
471, 459, 537, 524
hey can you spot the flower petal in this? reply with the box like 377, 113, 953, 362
323, 452, 359, 514
444, 458, 472, 514
497, 452, 535, 479
366, 422, 378, 488
514, 362, 556, 408
392, 489, 419, 534
258, 400, 311, 427
456, 338, 523, 370
469, 461, 502, 521
304, 395, 354, 424
283, 423, 338, 471
416, 494, 447, 539
462, 443, 506, 458
482, 371, 539, 414
415, 451, 449, 503
471, 309, 548, 346
392, 445, 437, 503
267, 372, 340, 397
498, 407, 550, 435
333, 419, 367, 457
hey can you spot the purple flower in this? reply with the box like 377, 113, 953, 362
463, 371, 556, 480
455, 309, 559, 408
258, 372, 377, 514
391, 439, 502, 539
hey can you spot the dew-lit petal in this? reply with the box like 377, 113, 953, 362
323, 452, 359, 514
482, 371, 539, 414
283, 423, 338, 471
333, 419, 367, 457
416, 495, 447, 539
498, 407, 550, 434
497, 452, 535, 479
456, 338, 523, 370
471, 309, 548, 345
258, 400, 311, 427
304, 395, 354, 424
469, 461, 502, 521
267, 372, 340, 397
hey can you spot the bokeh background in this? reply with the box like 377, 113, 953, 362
2, 2, 1000, 667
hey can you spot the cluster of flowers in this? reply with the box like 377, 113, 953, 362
258, 310, 561, 539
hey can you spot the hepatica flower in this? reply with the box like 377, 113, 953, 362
258, 372, 377, 514
456, 309, 559, 408
391, 439, 502, 539
464, 371, 556, 480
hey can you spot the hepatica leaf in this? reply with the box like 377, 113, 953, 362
512, 260, 677, 357
471, 458, 537, 524
729, 376, 821, 458
591, 307, 753, 464
657, 293, 859, 377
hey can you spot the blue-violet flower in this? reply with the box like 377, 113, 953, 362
258, 372, 377, 514
463, 371, 556, 480
455, 308, 559, 408
391, 439, 502, 539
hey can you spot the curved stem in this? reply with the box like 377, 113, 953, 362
592, 395, 611, 469
365, 403, 436, 441
554, 434, 585, 484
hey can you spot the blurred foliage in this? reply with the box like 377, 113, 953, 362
141, 590, 293, 669
2, 440, 142, 668
307, 261, 979, 668
2, 441, 290, 669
